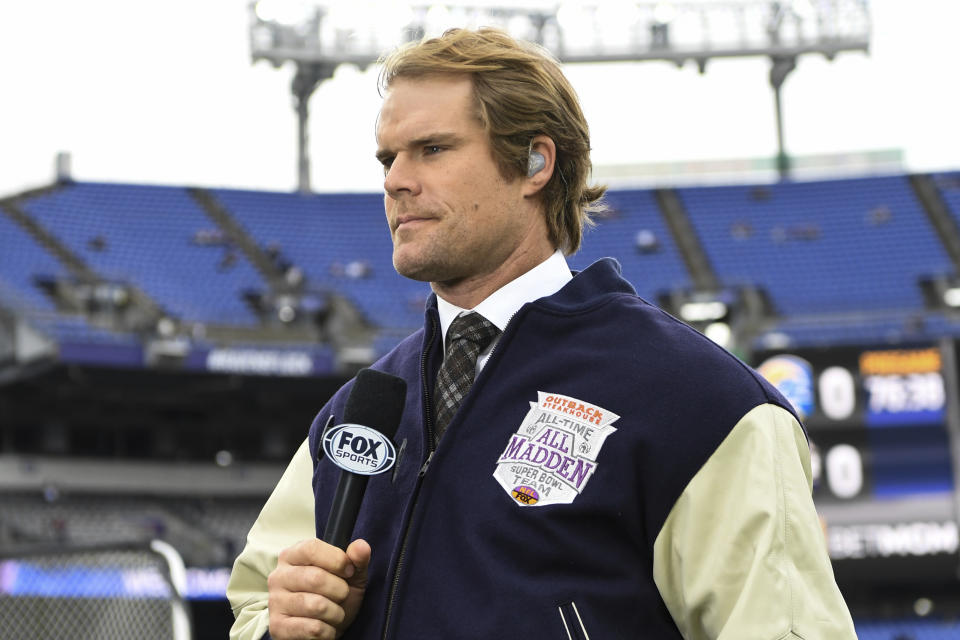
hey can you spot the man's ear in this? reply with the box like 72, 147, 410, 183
522, 135, 556, 197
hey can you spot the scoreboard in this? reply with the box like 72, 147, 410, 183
752, 343, 960, 587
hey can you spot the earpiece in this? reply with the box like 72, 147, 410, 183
527, 151, 546, 177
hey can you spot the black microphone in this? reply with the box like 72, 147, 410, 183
321, 368, 406, 550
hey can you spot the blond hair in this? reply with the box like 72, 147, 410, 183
378, 27, 606, 254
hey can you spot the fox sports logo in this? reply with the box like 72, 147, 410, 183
323, 424, 397, 475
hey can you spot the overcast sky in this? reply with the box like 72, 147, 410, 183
1, 0, 958, 199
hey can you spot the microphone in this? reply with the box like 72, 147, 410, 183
321, 368, 407, 550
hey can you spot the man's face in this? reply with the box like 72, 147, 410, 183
376, 75, 545, 292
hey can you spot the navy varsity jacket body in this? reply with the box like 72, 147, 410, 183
306, 258, 798, 639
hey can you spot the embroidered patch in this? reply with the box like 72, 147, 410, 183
493, 391, 619, 507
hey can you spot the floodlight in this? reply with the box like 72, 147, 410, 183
371, 3, 416, 43
506, 14, 538, 42
943, 287, 960, 307
679, 300, 728, 322
704, 321, 732, 348
653, 2, 677, 24
790, 0, 816, 21
596, 1, 641, 30
255, 0, 314, 25
249, 0, 871, 190
555, 3, 588, 35
325, 2, 367, 34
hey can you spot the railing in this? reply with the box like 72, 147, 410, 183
0, 540, 191, 640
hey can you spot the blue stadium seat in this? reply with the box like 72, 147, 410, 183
210, 189, 430, 331
214, 187, 692, 329
0, 209, 65, 312
570, 189, 691, 303
21, 184, 267, 326
6, 175, 959, 352
0, 210, 133, 346
678, 176, 952, 316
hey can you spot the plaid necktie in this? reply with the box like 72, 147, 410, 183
433, 312, 500, 443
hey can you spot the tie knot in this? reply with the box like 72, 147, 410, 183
447, 312, 499, 352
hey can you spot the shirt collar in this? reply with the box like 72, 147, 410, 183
436, 250, 572, 345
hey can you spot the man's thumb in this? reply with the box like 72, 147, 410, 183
345, 538, 371, 588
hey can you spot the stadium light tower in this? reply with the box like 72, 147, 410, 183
249, 0, 870, 191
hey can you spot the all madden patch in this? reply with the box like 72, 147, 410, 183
493, 391, 619, 507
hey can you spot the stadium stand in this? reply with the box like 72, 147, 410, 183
210, 188, 430, 333
5, 172, 960, 636
0, 491, 256, 569
0, 208, 66, 313
19, 183, 268, 326
0, 204, 140, 348
677, 175, 953, 316
568, 187, 691, 303
6, 174, 960, 356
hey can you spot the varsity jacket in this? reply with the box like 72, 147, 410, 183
228, 258, 856, 639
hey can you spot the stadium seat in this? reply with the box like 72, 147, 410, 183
20, 184, 267, 326
678, 176, 953, 316
569, 188, 691, 303
210, 188, 430, 333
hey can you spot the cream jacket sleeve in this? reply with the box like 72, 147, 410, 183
227, 438, 316, 640
653, 403, 857, 639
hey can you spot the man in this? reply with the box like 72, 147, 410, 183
228, 28, 856, 640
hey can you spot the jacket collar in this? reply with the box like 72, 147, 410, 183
424, 257, 635, 323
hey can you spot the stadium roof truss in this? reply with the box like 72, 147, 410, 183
248, 0, 871, 190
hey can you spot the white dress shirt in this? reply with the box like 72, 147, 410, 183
435, 250, 572, 373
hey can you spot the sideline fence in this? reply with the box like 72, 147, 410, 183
0, 539, 191, 640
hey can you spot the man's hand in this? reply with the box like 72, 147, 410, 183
267, 538, 371, 640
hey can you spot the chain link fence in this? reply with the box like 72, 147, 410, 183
0, 540, 191, 640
